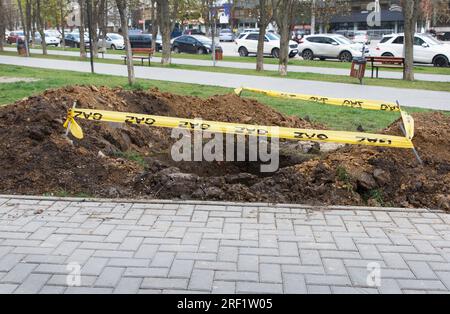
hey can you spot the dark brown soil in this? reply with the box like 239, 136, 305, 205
0, 86, 449, 210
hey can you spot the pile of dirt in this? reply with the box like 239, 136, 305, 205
0, 86, 448, 210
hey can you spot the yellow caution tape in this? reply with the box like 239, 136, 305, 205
235, 87, 401, 112
401, 110, 415, 140
64, 108, 414, 149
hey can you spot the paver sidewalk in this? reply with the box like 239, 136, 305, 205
0, 195, 449, 294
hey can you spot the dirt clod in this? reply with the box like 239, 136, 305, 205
0, 86, 449, 210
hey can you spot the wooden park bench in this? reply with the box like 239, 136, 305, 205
122, 48, 154, 66
367, 56, 405, 79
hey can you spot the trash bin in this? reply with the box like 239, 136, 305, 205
215, 48, 223, 61
350, 57, 367, 85
17, 39, 27, 56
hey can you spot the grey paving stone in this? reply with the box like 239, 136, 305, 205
307, 285, 331, 294
169, 259, 195, 278
2, 263, 37, 283
212, 281, 236, 294
95, 267, 125, 287
0, 284, 18, 293
238, 255, 259, 272
218, 246, 238, 262
236, 282, 283, 294
299, 250, 322, 266
260, 264, 282, 283
408, 261, 438, 279
150, 252, 176, 268
436, 271, 450, 290
323, 259, 348, 275
65, 287, 114, 294
14, 274, 51, 294
283, 273, 307, 293
188, 269, 214, 291
397, 279, 447, 291
195, 261, 236, 271
215, 271, 259, 282
141, 278, 188, 290
305, 274, 351, 286
39, 285, 66, 294
0, 254, 25, 272
134, 244, 158, 259
123, 267, 169, 278
81, 257, 109, 276
114, 277, 143, 294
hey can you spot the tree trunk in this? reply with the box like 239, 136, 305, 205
256, 0, 270, 72
151, 0, 158, 52
17, 0, 30, 56
79, 0, 87, 58
0, 0, 5, 52
403, 0, 420, 81
60, 0, 66, 49
36, 0, 47, 55
115, 0, 135, 85
310, 0, 316, 35
158, 0, 172, 65
275, 0, 294, 76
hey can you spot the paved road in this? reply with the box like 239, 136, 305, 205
0, 196, 449, 294
5, 46, 450, 82
1, 54, 449, 111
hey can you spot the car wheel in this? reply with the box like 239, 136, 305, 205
197, 48, 205, 55
433, 55, 449, 67
76, 43, 80, 48
339, 51, 353, 62
302, 49, 314, 61
272, 48, 280, 59
382, 52, 394, 57
111, 44, 116, 50
173, 47, 180, 54
238, 47, 248, 57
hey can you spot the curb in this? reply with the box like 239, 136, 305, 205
0, 194, 445, 214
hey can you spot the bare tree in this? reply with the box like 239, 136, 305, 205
157, 0, 179, 65
403, 0, 421, 81
0, 0, 5, 52
115, 0, 135, 85
17, 0, 30, 56
78, 0, 87, 58
256, 0, 273, 71
150, 0, 158, 52
36, 0, 48, 55
273, 0, 296, 76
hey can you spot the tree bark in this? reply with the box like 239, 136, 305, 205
36, 0, 47, 55
403, 0, 421, 81
0, 0, 5, 52
157, 0, 177, 66
274, 0, 295, 76
151, 0, 158, 52
59, 0, 66, 49
17, 0, 30, 56
79, 0, 87, 58
115, 0, 135, 85
256, 0, 271, 72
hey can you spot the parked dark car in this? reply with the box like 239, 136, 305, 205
183, 29, 206, 36
128, 34, 162, 51
437, 32, 450, 42
172, 35, 221, 55
64, 33, 90, 48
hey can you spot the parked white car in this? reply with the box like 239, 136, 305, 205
298, 34, 369, 62
219, 29, 234, 42
374, 33, 450, 67
235, 32, 299, 58
353, 30, 370, 44
98, 33, 124, 50
34, 32, 60, 47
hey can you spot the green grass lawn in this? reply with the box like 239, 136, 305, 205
8, 43, 450, 75
1, 50, 450, 92
1, 64, 446, 133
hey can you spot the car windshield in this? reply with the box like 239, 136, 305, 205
266, 33, 279, 40
195, 36, 212, 44
108, 34, 122, 40
335, 36, 353, 45
422, 34, 442, 45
